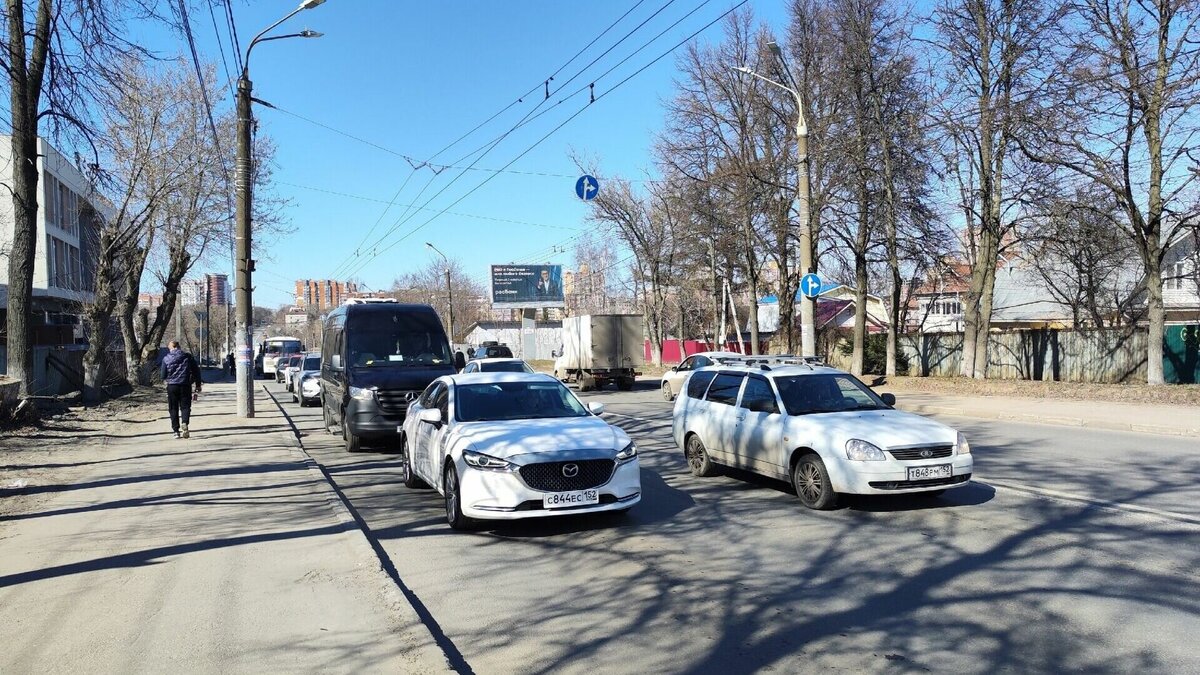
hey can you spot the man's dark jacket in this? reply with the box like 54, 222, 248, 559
161, 349, 202, 386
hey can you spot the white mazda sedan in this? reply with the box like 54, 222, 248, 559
401, 372, 641, 529
672, 361, 973, 509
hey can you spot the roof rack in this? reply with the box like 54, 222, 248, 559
712, 354, 826, 371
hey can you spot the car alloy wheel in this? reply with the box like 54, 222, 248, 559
686, 434, 716, 477
402, 438, 424, 489
444, 465, 474, 530
661, 381, 674, 401
793, 455, 837, 510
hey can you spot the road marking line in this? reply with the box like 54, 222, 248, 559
980, 477, 1200, 528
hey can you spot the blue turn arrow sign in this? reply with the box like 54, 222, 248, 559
800, 273, 822, 299
575, 174, 599, 201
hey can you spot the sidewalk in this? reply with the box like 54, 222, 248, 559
0, 382, 450, 674
878, 386, 1200, 437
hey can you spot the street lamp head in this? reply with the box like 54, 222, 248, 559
298, 29, 323, 38
767, 41, 784, 59
298, 0, 326, 9
425, 242, 434, 249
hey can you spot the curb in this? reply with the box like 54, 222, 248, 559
261, 386, 459, 674
895, 402, 1200, 438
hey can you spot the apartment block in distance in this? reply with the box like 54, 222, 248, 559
295, 279, 359, 312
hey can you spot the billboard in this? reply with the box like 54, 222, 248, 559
491, 264, 565, 308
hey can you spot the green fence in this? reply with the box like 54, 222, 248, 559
1164, 325, 1200, 384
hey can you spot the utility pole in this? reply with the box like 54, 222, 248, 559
234, 0, 327, 418
426, 242, 454, 341
234, 73, 255, 417
737, 43, 817, 357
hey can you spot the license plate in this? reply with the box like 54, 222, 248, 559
543, 489, 600, 509
907, 464, 952, 481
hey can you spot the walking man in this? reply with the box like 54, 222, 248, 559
161, 341, 202, 439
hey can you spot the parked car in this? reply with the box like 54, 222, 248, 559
462, 358, 535, 374
281, 354, 303, 390
291, 353, 322, 406
401, 372, 641, 530
659, 351, 742, 401
672, 359, 973, 510
471, 342, 514, 359
321, 299, 455, 453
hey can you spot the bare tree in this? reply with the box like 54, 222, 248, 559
931, 0, 1065, 378
391, 258, 488, 341
1021, 0, 1200, 384
1, 0, 164, 395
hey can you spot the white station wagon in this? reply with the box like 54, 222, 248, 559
672, 360, 973, 509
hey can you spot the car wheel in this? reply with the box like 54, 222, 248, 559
291, 389, 298, 403
685, 434, 717, 477
322, 398, 335, 433
444, 464, 474, 530
343, 415, 363, 453
792, 454, 838, 510
661, 381, 675, 401
617, 377, 634, 391
402, 438, 425, 489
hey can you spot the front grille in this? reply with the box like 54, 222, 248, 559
376, 389, 421, 415
519, 459, 615, 492
869, 474, 971, 490
888, 444, 954, 461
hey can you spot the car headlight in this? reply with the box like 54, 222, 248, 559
616, 441, 637, 462
349, 386, 376, 401
845, 439, 886, 461
463, 450, 516, 472
955, 431, 971, 455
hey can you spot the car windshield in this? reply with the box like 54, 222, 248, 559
456, 381, 589, 422
774, 374, 887, 415
482, 361, 533, 373
303, 357, 320, 370
348, 328, 451, 367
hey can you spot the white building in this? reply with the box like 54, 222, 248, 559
0, 137, 111, 343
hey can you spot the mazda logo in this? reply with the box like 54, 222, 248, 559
920, 449, 932, 458
562, 464, 580, 478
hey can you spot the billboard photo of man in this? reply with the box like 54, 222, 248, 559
534, 267, 560, 298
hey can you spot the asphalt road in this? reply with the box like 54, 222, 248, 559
267, 380, 1200, 674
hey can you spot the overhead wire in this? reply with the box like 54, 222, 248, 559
328, 0, 673, 279
341, 0, 751, 282
205, 0, 236, 100
338, 0, 712, 280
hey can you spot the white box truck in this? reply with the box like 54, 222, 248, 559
553, 314, 644, 391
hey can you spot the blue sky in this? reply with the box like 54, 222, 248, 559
146, 1, 791, 308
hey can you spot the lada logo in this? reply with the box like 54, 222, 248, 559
562, 464, 580, 478
920, 449, 932, 458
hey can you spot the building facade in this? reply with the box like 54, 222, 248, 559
295, 279, 358, 312
0, 136, 111, 344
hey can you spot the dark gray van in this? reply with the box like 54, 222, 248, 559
320, 300, 459, 452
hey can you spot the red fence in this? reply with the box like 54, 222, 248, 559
644, 339, 768, 364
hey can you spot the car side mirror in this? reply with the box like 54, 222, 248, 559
419, 408, 443, 425
587, 402, 605, 415
454, 352, 466, 371
881, 393, 896, 406
331, 354, 342, 370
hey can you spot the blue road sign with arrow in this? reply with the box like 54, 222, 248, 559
800, 273, 822, 299
576, 174, 599, 201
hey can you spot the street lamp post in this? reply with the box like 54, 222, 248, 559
234, 0, 327, 418
426, 242, 455, 342
735, 42, 816, 358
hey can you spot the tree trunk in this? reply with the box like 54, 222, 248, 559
4, 0, 51, 397
973, 259, 997, 378
1145, 253, 1165, 385
82, 231, 118, 403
